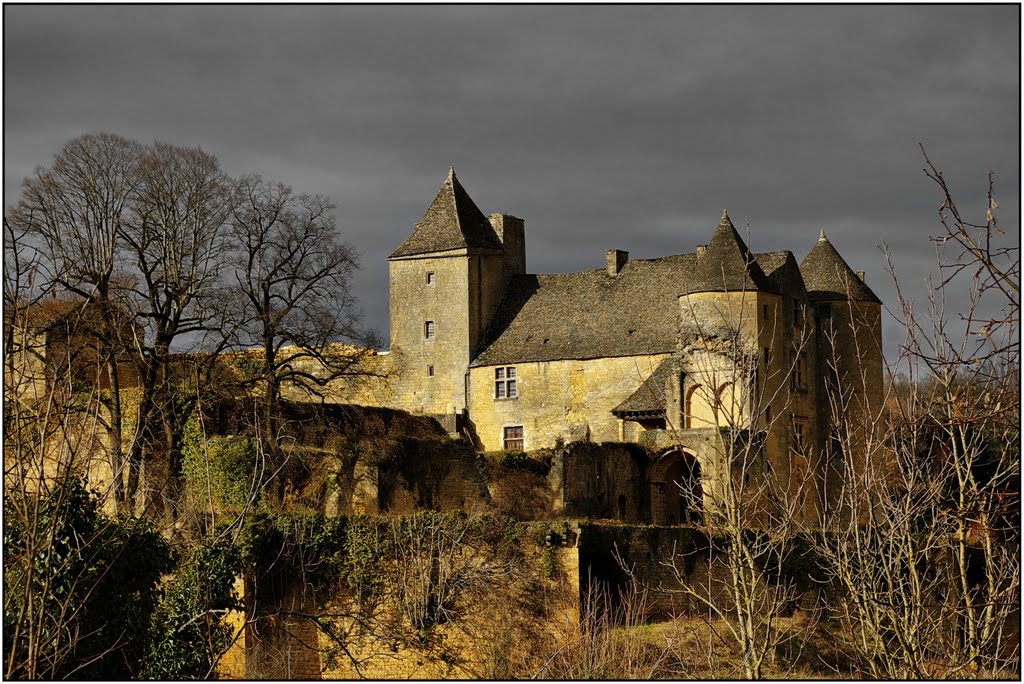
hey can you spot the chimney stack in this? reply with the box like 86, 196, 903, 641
696, 244, 707, 257
606, 249, 629, 276
489, 213, 526, 276
856, 271, 866, 282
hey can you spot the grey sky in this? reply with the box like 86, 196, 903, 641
4, 5, 1019, 360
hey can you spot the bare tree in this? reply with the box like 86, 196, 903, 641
228, 175, 377, 482
3, 218, 177, 680
809, 151, 1020, 678
6, 134, 144, 510
119, 141, 234, 511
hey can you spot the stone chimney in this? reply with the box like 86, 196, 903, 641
489, 213, 526, 277
856, 271, 866, 282
696, 244, 707, 257
606, 249, 629, 276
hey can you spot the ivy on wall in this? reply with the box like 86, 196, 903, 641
181, 414, 261, 509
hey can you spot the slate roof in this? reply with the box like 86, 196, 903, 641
799, 231, 881, 303
471, 210, 796, 366
688, 211, 773, 294
611, 357, 675, 416
471, 254, 696, 366
390, 168, 504, 258
753, 251, 791, 288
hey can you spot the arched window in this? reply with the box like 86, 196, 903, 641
686, 384, 717, 429
716, 382, 736, 426
685, 384, 701, 429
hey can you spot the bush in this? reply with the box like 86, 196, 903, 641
143, 539, 242, 679
3, 480, 173, 679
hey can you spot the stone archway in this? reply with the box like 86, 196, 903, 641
650, 449, 702, 525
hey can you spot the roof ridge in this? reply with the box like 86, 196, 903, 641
447, 166, 464, 234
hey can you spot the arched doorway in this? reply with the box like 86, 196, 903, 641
650, 450, 703, 525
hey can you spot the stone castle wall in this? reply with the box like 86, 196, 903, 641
467, 353, 670, 452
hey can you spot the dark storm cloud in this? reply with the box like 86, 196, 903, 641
5, 5, 1019, 360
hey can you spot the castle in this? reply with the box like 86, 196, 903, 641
7, 167, 883, 526
339, 168, 884, 523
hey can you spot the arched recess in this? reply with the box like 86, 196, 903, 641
685, 384, 716, 429
649, 449, 703, 525
716, 382, 741, 426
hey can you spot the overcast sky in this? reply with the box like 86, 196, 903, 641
4, 5, 1019, 360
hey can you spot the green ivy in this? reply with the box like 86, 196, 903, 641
541, 545, 557, 579
181, 423, 261, 509
143, 539, 242, 679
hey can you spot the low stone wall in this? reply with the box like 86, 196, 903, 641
576, 523, 725, 617
551, 442, 652, 522
330, 436, 490, 515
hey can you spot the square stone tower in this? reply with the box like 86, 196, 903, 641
387, 168, 524, 416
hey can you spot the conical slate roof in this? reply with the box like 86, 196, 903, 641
689, 210, 773, 293
799, 230, 881, 303
390, 168, 503, 258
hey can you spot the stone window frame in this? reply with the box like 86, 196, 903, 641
427, 365, 434, 377
495, 366, 518, 399
426, 271, 436, 285
424, 320, 435, 339
503, 425, 524, 451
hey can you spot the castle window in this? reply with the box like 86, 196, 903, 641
790, 352, 807, 391
495, 366, 518, 399
793, 301, 803, 328
763, 347, 771, 369
763, 304, 769, 322
503, 425, 524, 451
792, 416, 807, 453
764, 404, 773, 427
428, 365, 434, 377
424, 321, 435, 339
426, 271, 436, 285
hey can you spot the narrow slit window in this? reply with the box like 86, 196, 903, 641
425, 321, 435, 339
426, 272, 436, 285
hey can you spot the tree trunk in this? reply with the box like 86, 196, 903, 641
105, 354, 125, 512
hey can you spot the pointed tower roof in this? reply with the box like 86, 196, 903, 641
690, 210, 773, 293
799, 231, 881, 303
390, 167, 503, 258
